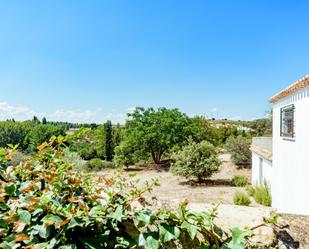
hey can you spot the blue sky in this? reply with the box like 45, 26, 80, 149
0, 1, 309, 123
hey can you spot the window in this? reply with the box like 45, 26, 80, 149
280, 105, 295, 138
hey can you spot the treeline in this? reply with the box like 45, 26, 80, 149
0, 108, 272, 168
0, 117, 94, 153
69, 107, 258, 167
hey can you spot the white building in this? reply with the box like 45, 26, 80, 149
252, 75, 309, 215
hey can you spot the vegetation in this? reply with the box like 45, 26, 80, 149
69, 122, 120, 162
0, 107, 257, 170
5, 151, 28, 167
248, 118, 272, 137
62, 147, 86, 172
246, 186, 255, 197
170, 141, 220, 181
86, 158, 115, 171
250, 184, 272, 206
225, 136, 252, 166
0, 137, 259, 249
25, 124, 65, 152
113, 140, 149, 168
233, 192, 251, 206
104, 120, 113, 161
231, 175, 249, 187
119, 107, 193, 164
0, 121, 34, 150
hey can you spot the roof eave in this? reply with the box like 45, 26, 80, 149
268, 75, 309, 104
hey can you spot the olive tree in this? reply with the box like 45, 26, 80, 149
170, 141, 220, 181
118, 107, 192, 164
224, 136, 251, 166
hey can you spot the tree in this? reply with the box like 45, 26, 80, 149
250, 118, 272, 136
122, 107, 192, 164
104, 120, 113, 161
112, 123, 123, 149
224, 136, 251, 166
33, 116, 40, 123
0, 121, 32, 150
190, 116, 220, 146
42, 117, 47, 124
25, 124, 65, 151
170, 141, 220, 181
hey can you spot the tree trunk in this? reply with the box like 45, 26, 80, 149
151, 149, 163, 164
151, 150, 159, 164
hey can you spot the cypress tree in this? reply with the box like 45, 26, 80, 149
104, 120, 113, 161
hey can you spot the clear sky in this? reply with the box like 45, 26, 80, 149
0, 1, 309, 123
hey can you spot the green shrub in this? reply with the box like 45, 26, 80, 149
113, 141, 150, 168
246, 185, 255, 196
0, 136, 253, 249
79, 145, 98, 160
6, 151, 29, 167
86, 158, 115, 171
170, 141, 220, 181
224, 136, 251, 166
231, 175, 249, 187
253, 184, 272, 206
62, 147, 86, 171
233, 191, 251, 206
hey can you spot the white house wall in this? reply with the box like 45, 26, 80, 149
252, 152, 272, 188
272, 85, 309, 215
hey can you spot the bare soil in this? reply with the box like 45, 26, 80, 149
122, 153, 256, 206
280, 214, 309, 248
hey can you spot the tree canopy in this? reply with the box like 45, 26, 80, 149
124, 107, 192, 164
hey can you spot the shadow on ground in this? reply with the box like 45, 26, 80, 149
179, 178, 232, 187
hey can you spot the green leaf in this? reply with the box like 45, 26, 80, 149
67, 217, 84, 229
138, 232, 160, 249
107, 205, 123, 222
136, 209, 152, 226
223, 227, 252, 249
159, 223, 180, 243
58, 246, 77, 249
0, 203, 8, 211
80, 235, 108, 249
18, 210, 31, 225
0, 241, 21, 249
115, 236, 131, 248
40, 191, 54, 203
41, 214, 63, 228
0, 218, 8, 227
38, 225, 54, 239
181, 221, 198, 240
59, 244, 77, 249
4, 184, 16, 196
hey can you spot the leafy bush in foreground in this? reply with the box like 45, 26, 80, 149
224, 136, 251, 166
233, 192, 251, 206
0, 136, 263, 249
170, 141, 220, 181
231, 175, 249, 187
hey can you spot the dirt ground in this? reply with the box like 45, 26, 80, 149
280, 214, 309, 248
124, 153, 256, 206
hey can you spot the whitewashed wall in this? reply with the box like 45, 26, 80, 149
272, 85, 309, 215
251, 152, 272, 188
